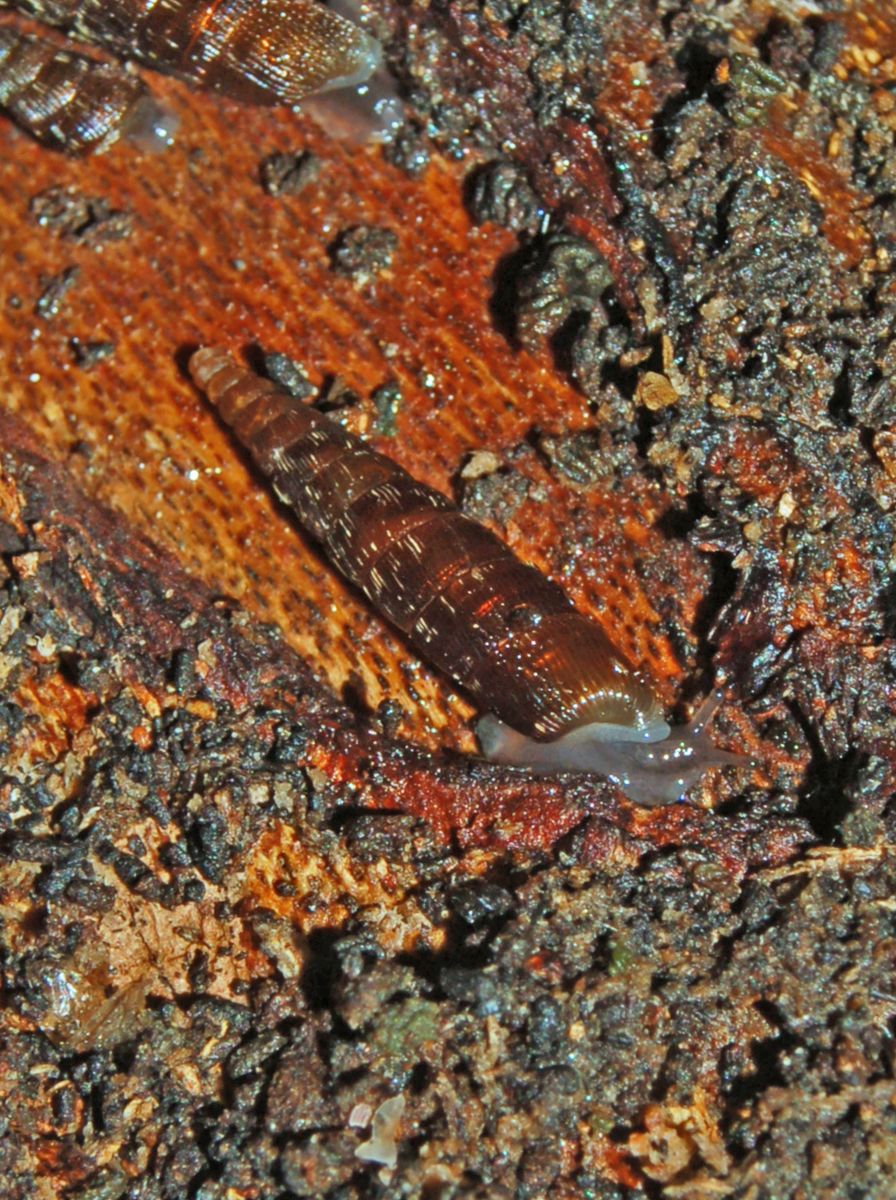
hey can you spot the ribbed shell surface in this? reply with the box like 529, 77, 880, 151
0, 27, 151, 152
11, 0, 377, 105
190, 348, 664, 741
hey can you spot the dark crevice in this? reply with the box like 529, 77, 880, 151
827, 358, 854, 425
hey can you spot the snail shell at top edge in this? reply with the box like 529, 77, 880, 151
2, 0, 393, 150
10, 0, 382, 104
0, 26, 170, 152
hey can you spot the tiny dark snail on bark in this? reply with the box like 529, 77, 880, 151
1, 0, 402, 151
189, 347, 743, 806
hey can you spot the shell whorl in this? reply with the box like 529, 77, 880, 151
0, 27, 166, 153
190, 347, 665, 741
10, 0, 382, 107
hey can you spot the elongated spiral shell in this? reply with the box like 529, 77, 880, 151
0, 26, 166, 152
189, 347, 665, 742
10, 0, 383, 106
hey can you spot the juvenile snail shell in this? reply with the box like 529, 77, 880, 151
3, 1, 401, 149
12, 0, 383, 102
189, 347, 742, 806
0, 27, 174, 153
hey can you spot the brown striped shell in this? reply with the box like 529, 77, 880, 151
189, 348, 743, 804
11, 1, 382, 104
0, 27, 170, 153
188, 346, 666, 743
1, 1, 397, 151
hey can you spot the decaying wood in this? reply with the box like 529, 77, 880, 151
2, 1, 896, 1196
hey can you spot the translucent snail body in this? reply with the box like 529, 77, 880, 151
189, 347, 742, 806
0, 27, 174, 152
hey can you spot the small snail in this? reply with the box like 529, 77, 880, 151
1, 0, 401, 151
0, 27, 174, 153
189, 347, 743, 806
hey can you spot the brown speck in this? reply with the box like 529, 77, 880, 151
383, 125, 431, 178
35, 266, 81, 320
468, 160, 542, 233
330, 226, 397, 285
259, 150, 321, 197
636, 371, 680, 412
71, 338, 116, 369
515, 230, 611, 351
30, 186, 133, 244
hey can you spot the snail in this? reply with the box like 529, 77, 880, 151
0, 27, 175, 153
189, 347, 743, 806
1, 0, 401, 152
